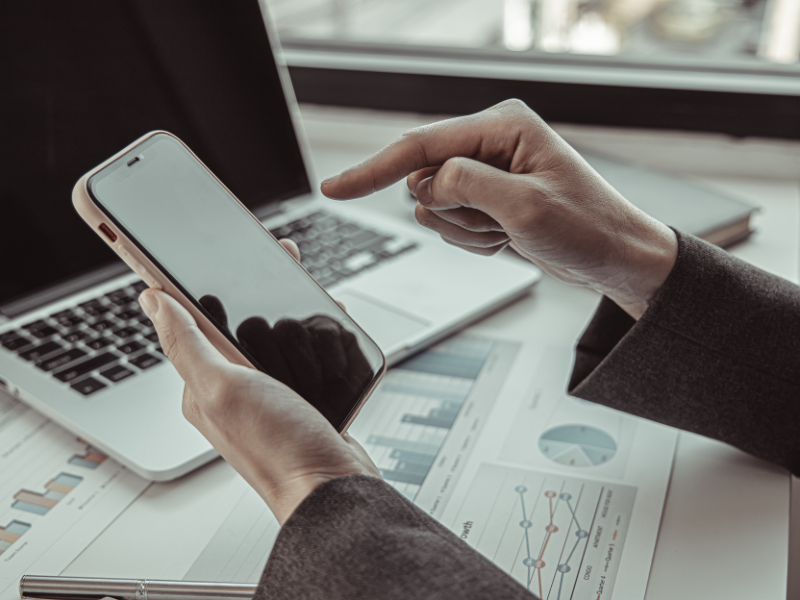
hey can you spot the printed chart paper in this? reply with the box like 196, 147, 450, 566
183, 336, 677, 600
441, 341, 677, 600
0, 389, 149, 599
184, 336, 519, 582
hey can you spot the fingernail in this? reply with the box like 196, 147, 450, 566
321, 174, 338, 187
415, 178, 433, 204
139, 291, 159, 319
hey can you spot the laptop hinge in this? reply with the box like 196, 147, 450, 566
0, 262, 131, 321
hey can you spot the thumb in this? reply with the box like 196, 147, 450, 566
139, 289, 229, 387
415, 157, 535, 225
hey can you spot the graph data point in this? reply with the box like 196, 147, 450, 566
515, 485, 527, 493
560, 492, 572, 501
544, 490, 557, 498
576, 529, 589, 538
523, 558, 545, 568
545, 524, 559, 533
519, 520, 533, 528
557, 564, 571, 573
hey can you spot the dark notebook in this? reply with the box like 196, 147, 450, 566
582, 152, 757, 247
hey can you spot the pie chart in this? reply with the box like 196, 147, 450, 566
538, 425, 617, 467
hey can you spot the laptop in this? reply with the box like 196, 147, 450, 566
0, 1, 540, 481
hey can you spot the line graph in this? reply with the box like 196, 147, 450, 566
516, 486, 590, 599
450, 464, 636, 600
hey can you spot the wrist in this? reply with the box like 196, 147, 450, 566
604, 217, 678, 320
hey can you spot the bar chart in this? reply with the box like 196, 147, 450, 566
350, 336, 519, 506
0, 520, 31, 556
12, 473, 83, 516
0, 388, 148, 598
69, 444, 108, 469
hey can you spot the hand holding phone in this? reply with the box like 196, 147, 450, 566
73, 131, 386, 520
138, 285, 381, 524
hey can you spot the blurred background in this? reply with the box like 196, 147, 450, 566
265, 0, 800, 138
268, 0, 800, 64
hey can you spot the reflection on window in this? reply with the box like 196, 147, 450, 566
267, 0, 800, 66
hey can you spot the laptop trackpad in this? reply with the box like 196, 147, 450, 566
335, 290, 429, 351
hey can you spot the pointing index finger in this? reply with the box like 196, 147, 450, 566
320, 116, 484, 200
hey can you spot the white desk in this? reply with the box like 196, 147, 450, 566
67, 106, 800, 599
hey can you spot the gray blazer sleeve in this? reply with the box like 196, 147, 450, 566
255, 475, 535, 600
570, 231, 800, 475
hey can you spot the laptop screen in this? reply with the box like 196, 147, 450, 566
0, 0, 310, 313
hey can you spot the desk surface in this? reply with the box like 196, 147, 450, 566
66, 107, 800, 599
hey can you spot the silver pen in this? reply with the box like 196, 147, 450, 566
20, 575, 257, 600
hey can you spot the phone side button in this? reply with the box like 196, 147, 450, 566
139, 267, 162, 290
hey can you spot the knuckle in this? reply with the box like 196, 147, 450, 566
400, 127, 431, 167
492, 99, 545, 130
498, 98, 529, 112
456, 212, 496, 233
478, 235, 510, 249
439, 157, 468, 192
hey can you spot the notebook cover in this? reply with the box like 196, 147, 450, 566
582, 152, 757, 241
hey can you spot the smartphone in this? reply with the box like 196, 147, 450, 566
73, 131, 386, 432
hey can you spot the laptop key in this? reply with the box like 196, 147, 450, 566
86, 336, 114, 350
117, 341, 144, 355
145, 332, 159, 343
19, 341, 64, 361
130, 353, 161, 370
70, 377, 107, 396
131, 281, 148, 293
112, 327, 139, 339
100, 364, 135, 383
116, 308, 143, 321
91, 320, 115, 332
79, 300, 110, 317
1, 332, 32, 351
54, 352, 119, 382
61, 330, 90, 343
22, 319, 48, 331
37, 349, 88, 372
50, 309, 76, 321
109, 295, 134, 307
57, 315, 84, 328
30, 326, 59, 339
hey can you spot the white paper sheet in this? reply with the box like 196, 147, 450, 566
183, 335, 677, 600
440, 341, 678, 600
0, 389, 150, 599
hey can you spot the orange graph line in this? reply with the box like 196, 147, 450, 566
538, 566, 543, 599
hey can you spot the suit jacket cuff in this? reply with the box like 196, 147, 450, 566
255, 475, 534, 600
569, 231, 800, 474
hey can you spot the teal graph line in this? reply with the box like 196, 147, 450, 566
515, 486, 589, 600
553, 491, 589, 600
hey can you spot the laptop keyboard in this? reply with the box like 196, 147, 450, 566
269, 211, 417, 288
0, 280, 161, 396
0, 210, 417, 397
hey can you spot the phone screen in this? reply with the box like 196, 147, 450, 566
88, 133, 384, 430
